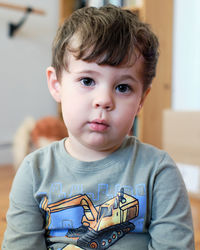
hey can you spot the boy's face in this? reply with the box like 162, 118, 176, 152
47, 52, 150, 161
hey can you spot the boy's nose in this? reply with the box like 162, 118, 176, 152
93, 91, 114, 111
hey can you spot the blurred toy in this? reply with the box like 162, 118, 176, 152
13, 116, 68, 170
31, 116, 68, 148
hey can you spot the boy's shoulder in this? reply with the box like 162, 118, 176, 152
29, 139, 64, 156
126, 136, 168, 158
125, 136, 176, 169
23, 138, 66, 167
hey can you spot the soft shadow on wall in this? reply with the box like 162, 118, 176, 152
0, 0, 59, 165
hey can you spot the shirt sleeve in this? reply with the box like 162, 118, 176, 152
2, 158, 47, 250
148, 153, 195, 250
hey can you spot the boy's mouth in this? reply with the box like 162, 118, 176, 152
89, 119, 109, 132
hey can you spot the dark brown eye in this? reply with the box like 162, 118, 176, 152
116, 84, 131, 93
80, 77, 95, 87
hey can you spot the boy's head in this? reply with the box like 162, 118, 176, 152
51, 4, 159, 92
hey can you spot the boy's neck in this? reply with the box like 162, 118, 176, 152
64, 137, 122, 162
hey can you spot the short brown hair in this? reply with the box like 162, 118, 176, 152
52, 4, 159, 91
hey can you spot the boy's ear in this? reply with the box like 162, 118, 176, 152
46, 66, 61, 103
137, 86, 151, 114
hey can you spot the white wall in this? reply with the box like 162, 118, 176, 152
0, 0, 59, 164
172, 0, 200, 110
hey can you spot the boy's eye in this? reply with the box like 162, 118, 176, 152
80, 77, 95, 87
116, 84, 132, 94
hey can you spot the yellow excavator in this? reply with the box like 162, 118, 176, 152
41, 188, 139, 249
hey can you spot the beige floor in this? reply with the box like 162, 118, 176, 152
0, 165, 15, 246
0, 165, 200, 249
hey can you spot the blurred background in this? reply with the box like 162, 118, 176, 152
0, 0, 200, 163
0, 0, 200, 187
0, 0, 200, 247
0, 0, 59, 163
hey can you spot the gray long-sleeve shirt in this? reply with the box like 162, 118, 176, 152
2, 136, 194, 249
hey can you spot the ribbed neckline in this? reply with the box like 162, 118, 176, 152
55, 136, 136, 173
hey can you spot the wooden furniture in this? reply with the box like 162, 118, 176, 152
139, 0, 173, 148
163, 110, 200, 166
59, 0, 75, 24
0, 2, 45, 15
163, 110, 200, 199
127, 1, 173, 149
58, 0, 173, 148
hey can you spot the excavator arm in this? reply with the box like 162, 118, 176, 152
40, 194, 98, 229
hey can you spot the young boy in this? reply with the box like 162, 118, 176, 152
3, 5, 194, 250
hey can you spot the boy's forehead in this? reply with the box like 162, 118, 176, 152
65, 49, 144, 84
65, 50, 143, 71
67, 33, 142, 66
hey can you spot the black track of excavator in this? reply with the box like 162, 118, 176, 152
75, 222, 135, 249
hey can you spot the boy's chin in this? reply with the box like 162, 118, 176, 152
84, 135, 123, 152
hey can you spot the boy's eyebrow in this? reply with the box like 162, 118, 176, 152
74, 70, 102, 77
74, 70, 139, 83
75, 70, 98, 74
118, 74, 139, 83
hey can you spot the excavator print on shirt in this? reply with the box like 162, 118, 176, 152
40, 188, 139, 249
